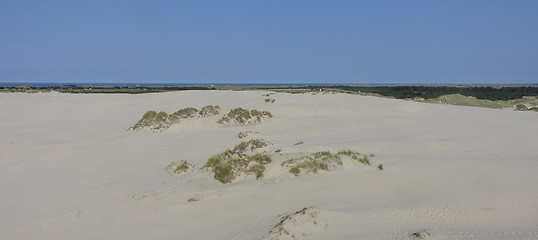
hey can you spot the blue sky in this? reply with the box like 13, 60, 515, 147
1, 0, 537, 84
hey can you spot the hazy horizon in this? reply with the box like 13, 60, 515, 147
1, 1, 537, 84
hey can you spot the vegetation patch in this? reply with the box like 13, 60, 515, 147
217, 107, 273, 125
199, 105, 221, 117
129, 111, 178, 131
164, 160, 195, 174
294, 141, 304, 145
282, 151, 343, 176
265, 98, 276, 103
337, 150, 371, 165
263, 207, 324, 239
187, 198, 199, 203
172, 107, 199, 118
377, 164, 384, 170
411, 230, 432, 239
282, 150, 378, 176
237, 131, 258, 139
202, 139, 272, 183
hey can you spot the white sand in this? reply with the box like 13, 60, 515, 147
1, 90, 537, 239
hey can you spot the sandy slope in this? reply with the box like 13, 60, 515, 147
1, 90, 537, 240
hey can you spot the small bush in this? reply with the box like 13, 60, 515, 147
378, 164, 384, 170
295, 141, 304, 145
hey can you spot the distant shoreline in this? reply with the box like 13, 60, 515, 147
1, 82, 537, 87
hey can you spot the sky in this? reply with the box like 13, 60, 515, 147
1, 0, 537, 84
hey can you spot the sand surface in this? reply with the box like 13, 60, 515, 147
1, 91, 538, 239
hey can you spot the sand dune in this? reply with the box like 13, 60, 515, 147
1, 90, 537, 239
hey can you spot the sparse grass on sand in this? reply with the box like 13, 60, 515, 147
217, 107, 272, 125
282, 151, 342, 176
282, 150, 376, 176
198, 105, 221, 117
265, 207, 320, 238
172, 107, 198, 118
237, 131, 258, 139
203, 139, 272, 183
420, 94, 538, 110
164, 160, 195, 174
129, 105, 221, 131
411, 230, 432, 239
130, 111, 177, 131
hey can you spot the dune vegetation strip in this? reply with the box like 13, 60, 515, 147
129, 106, 274, 131
217, 108, 273, 125
128, 105, 221, 131
127, 105, 220, 132
282, 150, 376, 176
202, 139, 273, 183
129, 111, 178, 131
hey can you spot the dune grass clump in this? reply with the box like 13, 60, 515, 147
266, 207, 319, 238
233, 139, 269, 154
172, 107, 199, 118
164, 160, 195, 174
217, 107, 273, 125
265, 98, 275, 103
199, 105, 221, 117
294, 141, 304, 145
337, 149, 371, 165
130, 110, 177, 131
282, 151, 342, 176
203, 140, 272, 183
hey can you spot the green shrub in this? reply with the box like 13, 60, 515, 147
377, 164, 384, 170
295, 141, 304, 145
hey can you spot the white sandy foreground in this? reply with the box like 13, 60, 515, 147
1, 90, 537, 240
